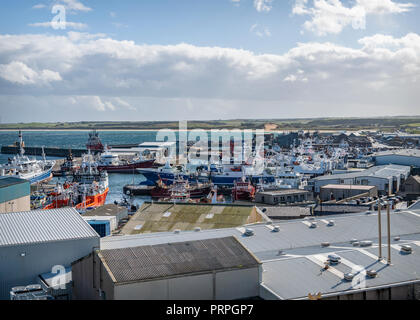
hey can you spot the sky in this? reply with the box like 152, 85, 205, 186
0, 0, 419, 123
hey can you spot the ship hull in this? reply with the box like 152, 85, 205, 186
232, 190, 254, 201
29, 167, 54, 185
44, 187, 109, 210
138, 169, 207, 184
98, 160, 155, 173
75, 187, 109, 210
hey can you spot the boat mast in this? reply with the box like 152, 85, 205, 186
18, 130, 25, 156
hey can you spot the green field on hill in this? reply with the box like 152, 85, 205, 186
1, 116, 420, 132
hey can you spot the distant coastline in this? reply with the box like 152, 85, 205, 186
0, 117, 420, 133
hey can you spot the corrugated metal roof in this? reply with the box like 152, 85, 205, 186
0, 208, 100, 247
374, 149, 420, 158
262, 240, 420, 299
102, 210, 420, 258
100, 236, 259, 283
313, 164, 410, 181
101, 209, 420, 297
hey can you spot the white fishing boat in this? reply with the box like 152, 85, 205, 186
0, 132, 55, 185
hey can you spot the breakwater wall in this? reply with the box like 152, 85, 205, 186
1, 145, 87, 157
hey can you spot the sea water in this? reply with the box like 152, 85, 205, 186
0, 130, 167, 206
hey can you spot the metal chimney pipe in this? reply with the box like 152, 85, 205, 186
387, 202, 391, 265
378, 202, 382, 260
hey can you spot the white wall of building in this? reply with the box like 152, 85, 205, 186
375, 155, 420, 167
0, 237, 99, 300
109, 266, 261, 300
0, 195, 30, 214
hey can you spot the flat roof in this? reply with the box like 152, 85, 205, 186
121, 202, 259, 235
262, 241, 420, 300
0, 208, 99, 247
83, 204, 127, 217
101, 208, 420, 298
257, 189, 309, 196
0, 177, 29, 188
374, 149, 420, 158
99, 236, 260, 283
313, 165, 410, 181
321, 184, 376, 191
259, 206, 311, 218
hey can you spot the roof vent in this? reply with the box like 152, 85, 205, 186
174, 229, 181, 234
328, 254, 341, 264
194, 227, 201, 232
244, 228, 254, 236
272, 226, 280, 232
344, 273, 355, 281
366, 270, 377, 278
359, 240, 373, 247
401, 245, 413, 254
327, 220, 335, 227
394, 236, 401, 241
321, 242, 330, 247
309, 222, 317, 229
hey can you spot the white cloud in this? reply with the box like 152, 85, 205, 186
57, 0, 92, 13
33, 4, 47, 9
250, 24, 272, 37
292, 0, 415, 36
0, 61, 62, 85
0, 32, 419, 119
114, 97, 136, 110
29, 21, 88, 30
254, 0, 273, 12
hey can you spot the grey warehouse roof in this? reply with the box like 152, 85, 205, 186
101, 209, 420, 299
313, 164, 410, 181
99, 236, 260, 283
374, 149, 420, 158
0, 208, 100, 247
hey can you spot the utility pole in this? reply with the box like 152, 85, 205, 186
378, 202, 382, 260
387, 202, 392, 265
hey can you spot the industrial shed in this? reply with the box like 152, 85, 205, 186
0, 208, 100, 300
72, 236, 262, 300
99, 208, 420, 300
121, 202, 264, 235
0, 177, 30, 213
400, 175, 420, 201
83, 204, 129, 224
320, 184, 378, 201
311, 165, 410, 195
373, 149, 420, 167
254, 189, 312, 205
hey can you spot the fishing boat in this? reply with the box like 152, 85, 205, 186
53, 151, 80, 177
151, 177, 213, 199
232, 178, 256, 201
44, 154, 109, 210
60, 151, 79, 173
0, 132, 55, 185
96, 152, 155, 173
138, 162, 208, 185
86, 129, 104, 153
